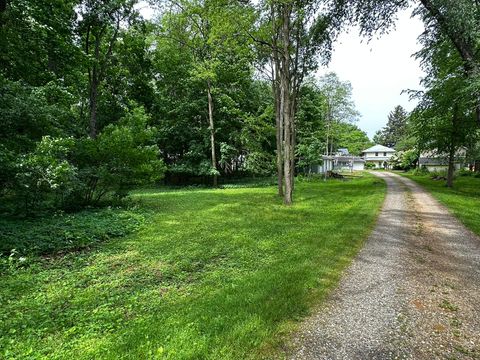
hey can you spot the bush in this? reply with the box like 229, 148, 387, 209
73, 106, 166, 204
457, 168, 474, 177
430, 169, 450, 179
365, 162, 376, 169
14, 136, 78, 213
411, 167, 429, 176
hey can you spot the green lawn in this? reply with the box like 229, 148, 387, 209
400, 173, 480, 235
0, 175, 385, 360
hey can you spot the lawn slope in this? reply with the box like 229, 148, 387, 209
0, 175, 385, 359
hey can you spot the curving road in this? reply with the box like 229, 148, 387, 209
290, 172, 480, 360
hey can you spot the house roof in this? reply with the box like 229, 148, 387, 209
362, 144, 396, 153
322, 155, 365, 162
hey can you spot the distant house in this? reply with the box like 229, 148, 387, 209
418, 148, 467, 172
362, 145, 396, 169
309, 148, 365, 174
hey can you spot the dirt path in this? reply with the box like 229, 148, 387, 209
290, 172, 480, 359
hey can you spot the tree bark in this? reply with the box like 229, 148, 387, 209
447, 145, 455, 188
271, 3, 284, 197
274, 73, 284, 197
447, 106, 459, 187
207, 79, 218, 187
88, 33, 101, 138
281, 4, 293, 205
89, 77, 99, 138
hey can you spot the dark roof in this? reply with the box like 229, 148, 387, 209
322, 155, 365, 162
419, 157, 464, 166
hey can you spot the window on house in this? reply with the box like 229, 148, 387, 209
384, 152, 387, 156
375, 152, 378, 156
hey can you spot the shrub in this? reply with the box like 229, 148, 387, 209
4, 106, 166, 213
365, 162, 376, 169
14, 136, 78, 213
73, 106, 166, 204
411, 167, 429, 176
430, 169, 450, 179
457, 168, 474, 177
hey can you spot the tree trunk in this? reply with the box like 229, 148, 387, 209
89, 78, 98, 138
276, 94, 284, 196
447, 145, 455, 188
283, 109, 293, 205
88, 34, 101, 139
447, 106, 459, 187
475, 160, 480, 172
290, 106, 296, 192
271, 3, 284, 197
272, 59, 284, 197
281, 5, 293, 205
207, 80, 217, 187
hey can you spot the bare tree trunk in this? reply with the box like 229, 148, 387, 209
207, 79, 218, 187
283, 108, 293, 205
272, 59, 284, 196
447, 145, 455, 188
88, 34, 101, 138
271, 3, 284, 197
447, 106, 459, 188
290, 106, 296, 192
276, 95, 284, 196
89, 78, 98, 138
281, 5, 293, 205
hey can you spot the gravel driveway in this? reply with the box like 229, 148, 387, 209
290, 172, 480, 360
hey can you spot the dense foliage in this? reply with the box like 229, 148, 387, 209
0, 0, 369, 213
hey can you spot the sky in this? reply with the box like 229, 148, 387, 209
319, 8, 426, 138
138, 4, 425, 140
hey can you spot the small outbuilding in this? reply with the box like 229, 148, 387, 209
418, 149, 467, 172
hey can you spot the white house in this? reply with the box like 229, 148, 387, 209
362, 144, 396, 169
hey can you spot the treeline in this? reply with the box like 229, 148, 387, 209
4, 0, 477, 211
0, 0, 370, 213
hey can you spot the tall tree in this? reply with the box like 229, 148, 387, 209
317, 72, 359, 156
265, 0, 333, 204
411, 31, 478, 187
77, 0, 138, 138
373, 105, 408, 148
159, 0, 255, 186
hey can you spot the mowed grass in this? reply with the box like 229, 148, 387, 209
0, 175, 385, 359
401, 173, 480, 235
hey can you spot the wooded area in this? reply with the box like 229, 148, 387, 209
2, 1, 480, 358
1, 0, 479, 210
